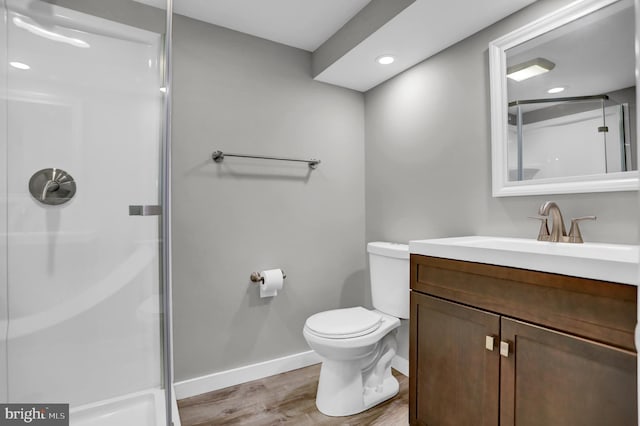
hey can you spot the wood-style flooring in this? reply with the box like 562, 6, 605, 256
177, 364, 408, 425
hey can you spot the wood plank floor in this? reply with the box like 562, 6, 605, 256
177, 364, 409, 425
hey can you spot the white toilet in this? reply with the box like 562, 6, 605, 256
303, 242, 409, 417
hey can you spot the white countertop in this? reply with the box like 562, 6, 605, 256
409, 236, 640, 286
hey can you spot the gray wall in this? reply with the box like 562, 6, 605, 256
47, 0, 639, 385
364, 0, 639, 363
365, 0, 639, 248
171, 15, 366, 381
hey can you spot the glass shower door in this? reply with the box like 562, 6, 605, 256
0, 0, 8, 407
1, 1, 171, 424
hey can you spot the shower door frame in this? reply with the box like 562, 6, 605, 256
161, 0, 175, 425
0, 0, 176, 423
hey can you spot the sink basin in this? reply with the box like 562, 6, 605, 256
409, 236, 639, 285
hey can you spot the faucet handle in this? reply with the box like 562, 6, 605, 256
568, 216, 597, 244
528, 216, 550, 241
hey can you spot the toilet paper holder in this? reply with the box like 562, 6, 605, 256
250, 270, 287, 283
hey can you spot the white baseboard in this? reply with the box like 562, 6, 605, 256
174, 350, 322, 400
175, 351, 409, 400
392, 355, 409, 376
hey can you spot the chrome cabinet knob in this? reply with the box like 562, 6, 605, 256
500, 341, 510, 358
485, 335, 496, 351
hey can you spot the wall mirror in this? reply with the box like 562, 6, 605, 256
489, 0, 638, 196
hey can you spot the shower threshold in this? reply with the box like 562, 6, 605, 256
69, 387, 180, 426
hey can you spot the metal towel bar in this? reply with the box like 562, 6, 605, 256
212, 150, 320, 169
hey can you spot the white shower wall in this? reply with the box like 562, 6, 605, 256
0, 0, 9, 404
508, 105, 627, 180
3, 1, 164, 407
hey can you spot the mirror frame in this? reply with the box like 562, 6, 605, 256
489, 0, 639, 197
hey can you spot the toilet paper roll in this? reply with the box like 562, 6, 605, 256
260, 268, 284, 298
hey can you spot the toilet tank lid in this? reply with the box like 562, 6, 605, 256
367, 242, 409, 259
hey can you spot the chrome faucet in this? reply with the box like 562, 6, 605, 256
534, 201, 596, 243
538, 201, 567, 242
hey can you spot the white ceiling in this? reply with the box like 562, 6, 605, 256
134, 0, 372, 51
134, 0, 538, 91
315, 0, 537, 91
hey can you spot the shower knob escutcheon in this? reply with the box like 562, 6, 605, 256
29, 168, 77, 205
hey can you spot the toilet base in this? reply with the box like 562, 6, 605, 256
363, 374, 399, 411
315, 360, 399, 417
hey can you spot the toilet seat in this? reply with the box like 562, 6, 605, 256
305, 307, 382, 339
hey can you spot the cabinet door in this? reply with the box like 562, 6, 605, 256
410, 292, 500, 426
500, 317, 637, 426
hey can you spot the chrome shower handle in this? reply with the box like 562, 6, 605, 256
41, 179, 61, 201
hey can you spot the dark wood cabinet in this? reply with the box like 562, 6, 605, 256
410, 254, 638, 426
410, 293, 499, 426
500, 317, 636, 426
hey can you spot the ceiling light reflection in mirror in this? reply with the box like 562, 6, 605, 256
507, 57, 555, 82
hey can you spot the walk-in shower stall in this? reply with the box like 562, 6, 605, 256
507, 93, 636, 181
0, 0, 174, 424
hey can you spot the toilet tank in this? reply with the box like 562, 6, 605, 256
367, 242, 409, 319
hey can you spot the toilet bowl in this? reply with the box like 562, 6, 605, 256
303, 242, 409, 417
303, 307, 401, 416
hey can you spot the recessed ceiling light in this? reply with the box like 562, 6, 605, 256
507, 58, 555, 82
547, 87, 565, 94
9, 61, 30, 70
376, 55, 395, 65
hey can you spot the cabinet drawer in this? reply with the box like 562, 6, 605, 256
411, 255, 637, 351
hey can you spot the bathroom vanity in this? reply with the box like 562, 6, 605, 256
408, 237, 638, 426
